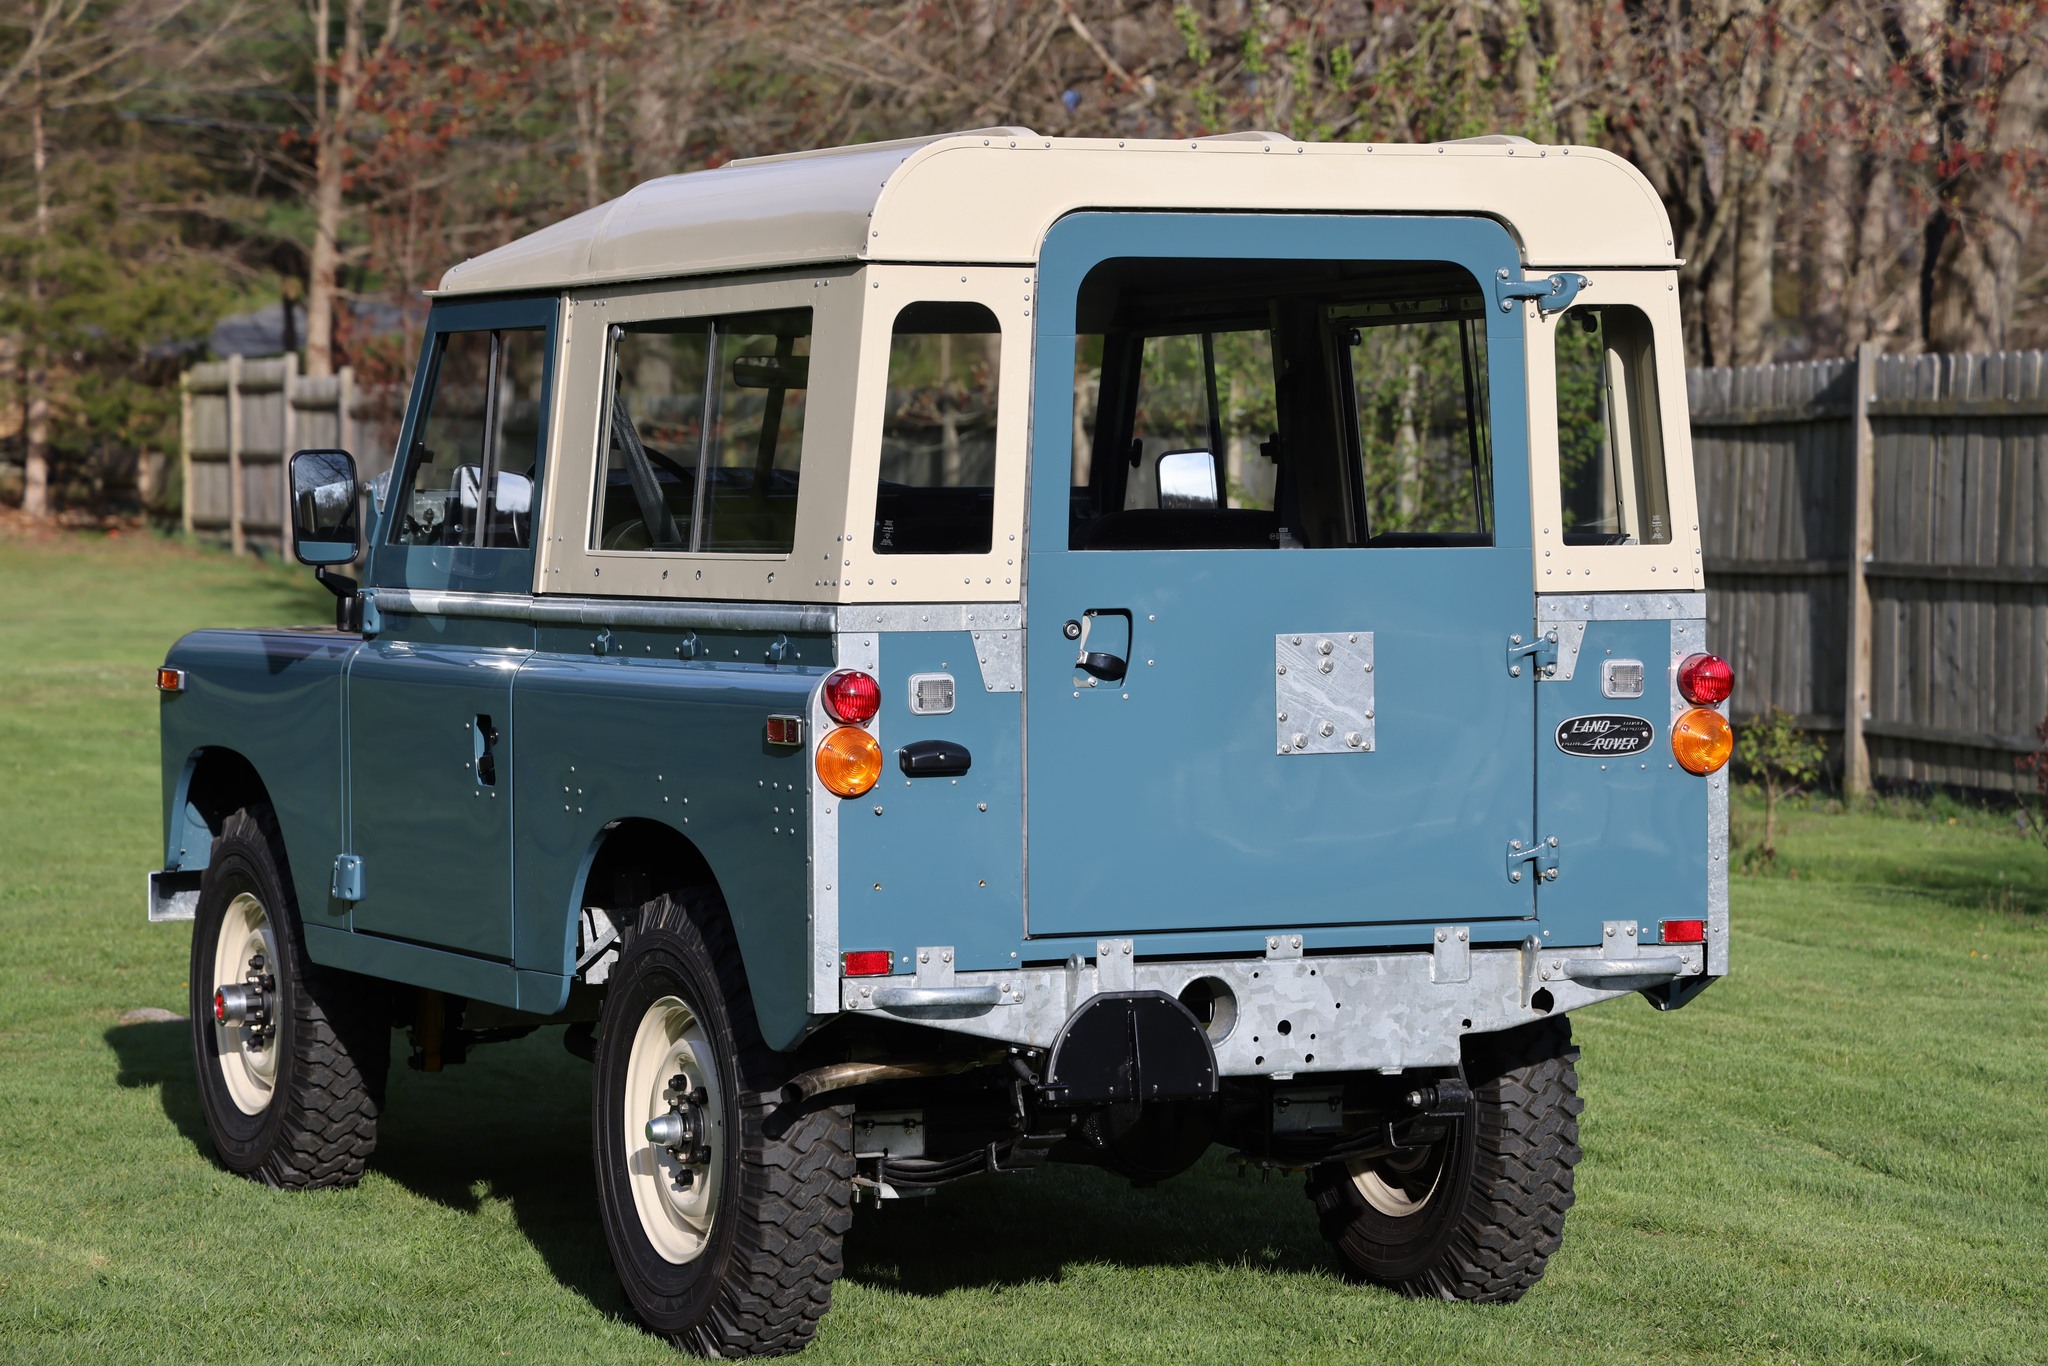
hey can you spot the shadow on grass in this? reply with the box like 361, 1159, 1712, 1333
104, 1021, 1333, 1306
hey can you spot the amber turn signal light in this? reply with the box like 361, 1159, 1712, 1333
815, 725, 883, 796
156, 667, 186, 693
1671, 707, 1733, 775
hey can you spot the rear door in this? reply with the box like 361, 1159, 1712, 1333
1024, 214, 1538, 940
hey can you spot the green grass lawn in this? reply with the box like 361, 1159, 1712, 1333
2, 532, 2045, 1364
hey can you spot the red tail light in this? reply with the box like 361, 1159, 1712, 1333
1661, 919, 1706, 944
1677, 653, 1733, 705
842, 950, 893, 977
822, 670, 881, 724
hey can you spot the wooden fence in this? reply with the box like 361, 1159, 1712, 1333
1692, 344, 2048, 794
180, 357, 376, 555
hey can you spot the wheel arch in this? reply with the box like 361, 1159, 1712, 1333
169, 746, 276, 874
558, 817, 813, 1051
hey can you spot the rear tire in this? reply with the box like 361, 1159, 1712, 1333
1306, 1017, 1582, 1302
592, 888, 853, 1356
188, 807, 388, 1188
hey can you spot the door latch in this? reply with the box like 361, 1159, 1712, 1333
1506, 631, 1559, 678
1507, 837, 1559, 884
1492, 270, 1589, 315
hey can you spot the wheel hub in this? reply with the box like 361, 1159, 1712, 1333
214, 952, 275, 1047
647, 1075, 712, 1189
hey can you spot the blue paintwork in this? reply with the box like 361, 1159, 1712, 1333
1535, 620, 1709, 945
509, 643, 826, 1038
160, 630, 355, 930
837, 634, 1025, 972
1025, 213, 1538, 942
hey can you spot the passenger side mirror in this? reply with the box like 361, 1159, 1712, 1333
1157, 449, 1219, 510
288, 448, 361, 566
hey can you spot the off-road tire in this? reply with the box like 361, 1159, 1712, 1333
593, 888, 853, 1357
1306, 1016, 1581, 1302
188, 806, 388, 1188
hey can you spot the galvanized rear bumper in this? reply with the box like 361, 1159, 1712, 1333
841, 930, 1708, 1077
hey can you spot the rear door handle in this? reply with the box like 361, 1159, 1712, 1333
1078, 651, 1126, 682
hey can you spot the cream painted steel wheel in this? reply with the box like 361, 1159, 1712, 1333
211, 891, 280, 1115
1350, 1143, 1446, 1219
622, 994, 725, 1265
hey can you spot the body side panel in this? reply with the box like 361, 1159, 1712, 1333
159, 628, 356, 938
511, 631, 827, 1041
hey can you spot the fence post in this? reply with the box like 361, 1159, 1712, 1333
226, 354, 246, 555
179, 370, 194, 536
337, 364, 356, 459
1843, 341, 1878, 796
279, 352, 299, 549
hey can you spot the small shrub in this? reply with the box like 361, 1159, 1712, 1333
2017, 715, 2048, 853
1737, 708, 1825, 865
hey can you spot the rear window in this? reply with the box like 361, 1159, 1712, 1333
1068, 257, 1492, 550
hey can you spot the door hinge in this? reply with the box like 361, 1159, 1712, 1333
1506, 631, 1559, 678
1492, 269, 1589, 315
331, 853, 364, 903
1507, 837, 1559, 884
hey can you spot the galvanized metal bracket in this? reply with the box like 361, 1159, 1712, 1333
1493, 270, 1589, 315
1264, 934, 1304, 961
330, 853, 364, 902
1506, 837, 1559, 884
1095, 938, 1137, 992
1431, 926, 1471, 983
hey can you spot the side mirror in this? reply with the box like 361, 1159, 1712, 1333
288, 449, 361, 566
1157, 449, 1219, 510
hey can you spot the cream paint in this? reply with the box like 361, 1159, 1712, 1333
436, 132, 1678, 299
1523, 270, 1705, 595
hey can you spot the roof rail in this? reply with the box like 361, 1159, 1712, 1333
724, 128, 1039, 169
1442, 133, 1538, 146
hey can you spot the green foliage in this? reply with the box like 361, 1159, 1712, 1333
1736, 707, 1828, 865
0, 140, 238, 506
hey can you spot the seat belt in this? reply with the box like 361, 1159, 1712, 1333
609, 393, 685, 550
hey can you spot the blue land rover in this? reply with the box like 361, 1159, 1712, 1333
153, 129, 1732, 1356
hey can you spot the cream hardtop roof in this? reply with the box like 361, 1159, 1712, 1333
434, 129, 1677, 297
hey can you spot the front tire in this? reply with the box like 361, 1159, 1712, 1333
593, 889, 853, 1356
188, 807, 387, 1187
1306, 1017, 1582, 1302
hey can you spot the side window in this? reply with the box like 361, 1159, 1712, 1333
391, 328, 546, 548
1555, 304, 1670, 546
872, 302, 1000, 555
1342, 299, 1492, 542
594, 307, 812, 555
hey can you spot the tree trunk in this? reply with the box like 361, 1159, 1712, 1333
23, 69, 51, 520
306, 0, 377, 378
1924, 57, 2048, 352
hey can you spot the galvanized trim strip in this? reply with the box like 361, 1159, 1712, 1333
370, 588, 838, 634
1538, 591, 1706, 623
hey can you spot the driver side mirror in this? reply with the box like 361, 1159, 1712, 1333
288, 449, 361, 566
